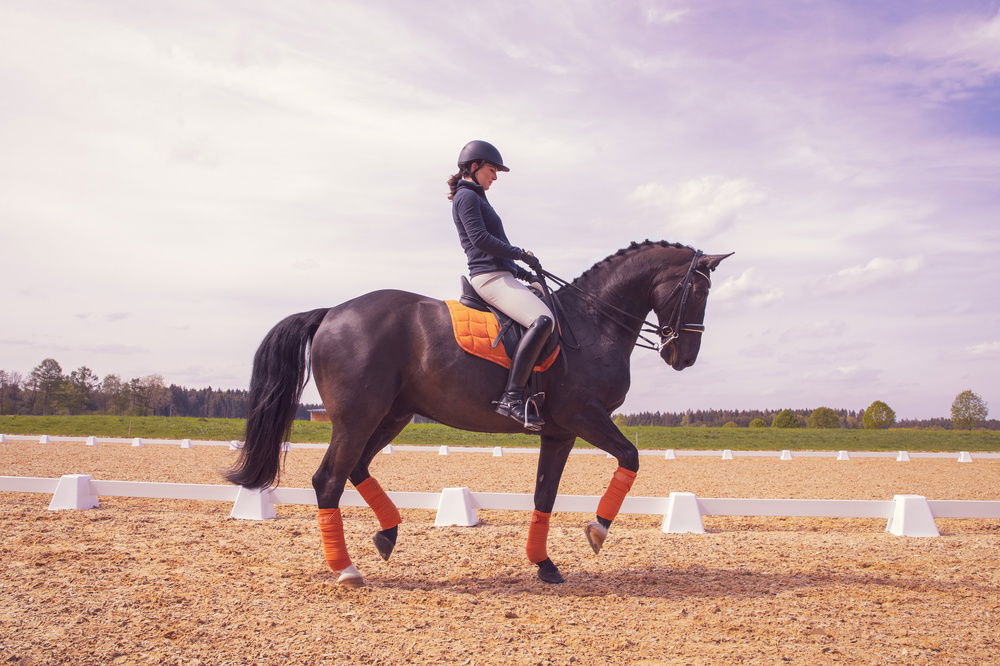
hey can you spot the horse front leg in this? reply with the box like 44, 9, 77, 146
571, 411, 640, 555
529, 435, 575, 584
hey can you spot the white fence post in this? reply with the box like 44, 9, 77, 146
228, 440, 241, 450
664, 449, 676, 460
131, 438, 143, 447
382, 444, 393, 454
779, 450, 792, 461
896, 451, 910, 462
230, 486, 276, 520
837, 450, 850, 461
886, 494, 939, 537
48, 474, 99, 511
438, 445, 449, 456
721, 449, 734, 460
492, 446, 503, 457
180, 439, 193, 449
0, 434, 6, 444
85, 436, 98, 447
435, 487, 478, 527
39, 435, 51, 444
661, 492, 705, 534
957, 451, 973, 463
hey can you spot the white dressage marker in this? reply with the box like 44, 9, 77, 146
48, 474, 99, 511
230, 486, 276, 520
435, 487, 478, 527
886, 494, 939, 537
661, 491, 705, 534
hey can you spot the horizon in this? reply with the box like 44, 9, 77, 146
2, 2, 998, 421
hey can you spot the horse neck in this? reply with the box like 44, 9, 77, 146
559, 252, 663, 350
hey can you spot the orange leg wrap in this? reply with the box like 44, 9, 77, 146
317, 508, 352, 571
355, 477, 401, 530
596, 466, 637, 523
526, 510, 551, 563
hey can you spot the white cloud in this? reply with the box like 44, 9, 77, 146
822, 255, 925, 293
968, 341, 1000, 356
712, 268, 782, 306
628, 176, 764, 237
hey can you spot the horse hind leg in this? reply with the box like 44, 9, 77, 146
312, 416, 391, 587
347, 412, 412, 562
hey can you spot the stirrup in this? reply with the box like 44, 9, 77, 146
523, 392, 545, 429
493, 392, 544, 431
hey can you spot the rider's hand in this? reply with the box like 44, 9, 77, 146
529, 281, 545, 297
521, 250, 542, 272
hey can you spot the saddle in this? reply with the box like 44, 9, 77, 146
444, 276, 560, 373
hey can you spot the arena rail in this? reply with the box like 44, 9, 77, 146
2, 474, 999, 538
2, 433, 997, 461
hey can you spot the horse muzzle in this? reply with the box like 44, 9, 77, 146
660, 340, 697, 371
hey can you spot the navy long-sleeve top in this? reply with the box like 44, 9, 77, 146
451, 179, 531, 280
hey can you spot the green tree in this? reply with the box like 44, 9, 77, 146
807, 406, 840, 429
951, 390, 989, 430
100, 374, 127, 415
772, 409, 801, 428
28, 358, 64, 415
862, 400, 895, 429
748, 417, 766, 428
722, 421, 738, 428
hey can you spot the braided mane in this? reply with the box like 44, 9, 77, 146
570, 240, 693, 286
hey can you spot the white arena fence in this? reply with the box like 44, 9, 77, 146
2, 433, 998, 462
2, 471, 999, 538
3, 433, 998, 537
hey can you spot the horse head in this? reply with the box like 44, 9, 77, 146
652, 251, 733, 371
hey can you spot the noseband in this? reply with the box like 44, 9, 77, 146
539, 249, 709, 353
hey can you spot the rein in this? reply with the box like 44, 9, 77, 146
538, 249, 708, 353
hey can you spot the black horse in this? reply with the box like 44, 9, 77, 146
226, 241, 731, 586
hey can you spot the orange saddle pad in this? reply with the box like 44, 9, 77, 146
444, 300, 559, 372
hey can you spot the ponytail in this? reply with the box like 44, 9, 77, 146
446, 171, 462, 200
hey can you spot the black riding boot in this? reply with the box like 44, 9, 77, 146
494, 315, 552, 431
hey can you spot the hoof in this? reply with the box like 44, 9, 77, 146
373, 530, 395, 561
536, 558, 565, 584
584, 520, 608, 555
336, 564, 366, 587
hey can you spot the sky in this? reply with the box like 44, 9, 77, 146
1, 1, 998, 420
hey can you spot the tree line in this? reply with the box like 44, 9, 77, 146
0, 358, 321, 420
615, 392, 994, 430
4, 358, 990, 429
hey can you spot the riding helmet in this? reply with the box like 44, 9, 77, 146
457, 140, 510, 172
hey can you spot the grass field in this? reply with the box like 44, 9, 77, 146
1, 414, 998, 451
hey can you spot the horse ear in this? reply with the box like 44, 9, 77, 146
699, 252, 734, 272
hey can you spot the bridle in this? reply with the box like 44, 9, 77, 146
539, 249, 710, 352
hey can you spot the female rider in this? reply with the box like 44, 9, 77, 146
448, 140, 554, 431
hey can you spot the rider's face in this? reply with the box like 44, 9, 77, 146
474, 163, 499, 191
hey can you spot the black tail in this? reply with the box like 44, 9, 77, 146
225, 308, 329, 489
